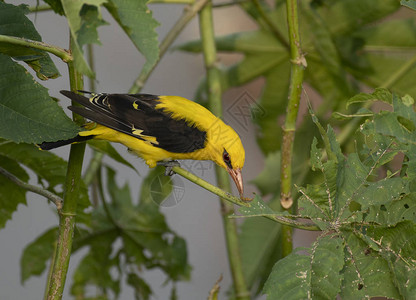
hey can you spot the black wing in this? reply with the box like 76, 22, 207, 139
61, 90, 207, 153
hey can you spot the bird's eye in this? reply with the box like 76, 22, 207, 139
223, 149, 232, 168
223, 151, 230, 162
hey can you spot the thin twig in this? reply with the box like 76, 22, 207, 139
29, 4, 53, 12
212, 0, 250, 8
172, 166, 250, 207
168, 166, 322, 230
0, 166, 63, 211
129, 0, 210, 93
29, 0, 195, 13
0, 35, 72, 62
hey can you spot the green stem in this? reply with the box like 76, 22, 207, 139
0, 35, 72, 62
280, 0, 306, 257
46, 40, 85, 300
172, 166, 249, 206
44, 240, 57, 300
199, 4, 250, 300
173, 166, 320, 230
212, 0, 250, 8
83, 150, 104, 186
129, 0, 210, 93
82, 44, 105, 189
29, 4, 52, 12
86, 44, 96, 92
0, 167, 63, 211
150, 0, 195, 3
29, 0, 194, 13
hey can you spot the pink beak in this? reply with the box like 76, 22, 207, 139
227, 168, 244, 198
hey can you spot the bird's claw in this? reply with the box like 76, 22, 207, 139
158, 160, 180, 176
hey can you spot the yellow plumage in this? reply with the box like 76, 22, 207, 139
40, 91, 246, 196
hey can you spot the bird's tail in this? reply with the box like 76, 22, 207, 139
38, 135, 93, 150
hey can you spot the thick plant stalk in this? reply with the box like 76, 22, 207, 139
45, 41, 85, 299
199, 3, 250, 300
280, 0, 306, 256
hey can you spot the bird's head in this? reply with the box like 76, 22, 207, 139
207, 122, 245, 197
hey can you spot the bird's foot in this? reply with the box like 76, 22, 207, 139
158, 160, 180, 176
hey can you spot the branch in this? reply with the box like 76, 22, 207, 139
0, 166, 63, 211
129, 0, 210, 93
232, 214, 321, 231
0, 35, 72, 62
172, 166, 250, 206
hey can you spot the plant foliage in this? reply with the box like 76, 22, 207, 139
1, 0, 416, 299
239, 91, 416, 299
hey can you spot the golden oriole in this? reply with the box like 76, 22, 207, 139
39, 91, 246, 197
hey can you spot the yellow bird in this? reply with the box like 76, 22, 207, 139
39, 91, 246, 197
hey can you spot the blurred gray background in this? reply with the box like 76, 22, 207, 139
1, 1, 318, 299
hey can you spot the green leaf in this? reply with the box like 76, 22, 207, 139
178, 30, 285, 54
0, 155, 28, 229
239, 216, 282, 294
301, 3, 345, 82
43, 0, 65, 15
61, 0, 107, 77
355, 177, 409, 210
0, 54, 80, 144
0, 141, 67, 190
366, 221, 416, 298
20, 227, 58, 283
87, 140, 138, 174
238, 194, 277, 217
106, 0, 160, 74
310, 235, 344, 299
352, 19, 416, 97
76, 166, 190, 292
71, 232, 120, 298
254, 60, 290, 153
309, 137, 322, 171
305, 56, 356, 112
371, 102, 416, 146
0, 2, 60, 80
364, 193, 416, 226
127, 273, 152, 300
340, 229, 401, 299
401, 0, 416, 10
77, 4, 109, 46
226, 53, 287, 88
297, 161, 337, 223
347, 88, 392, 107
317, 0, 400, 36
263, 248, 311, 300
